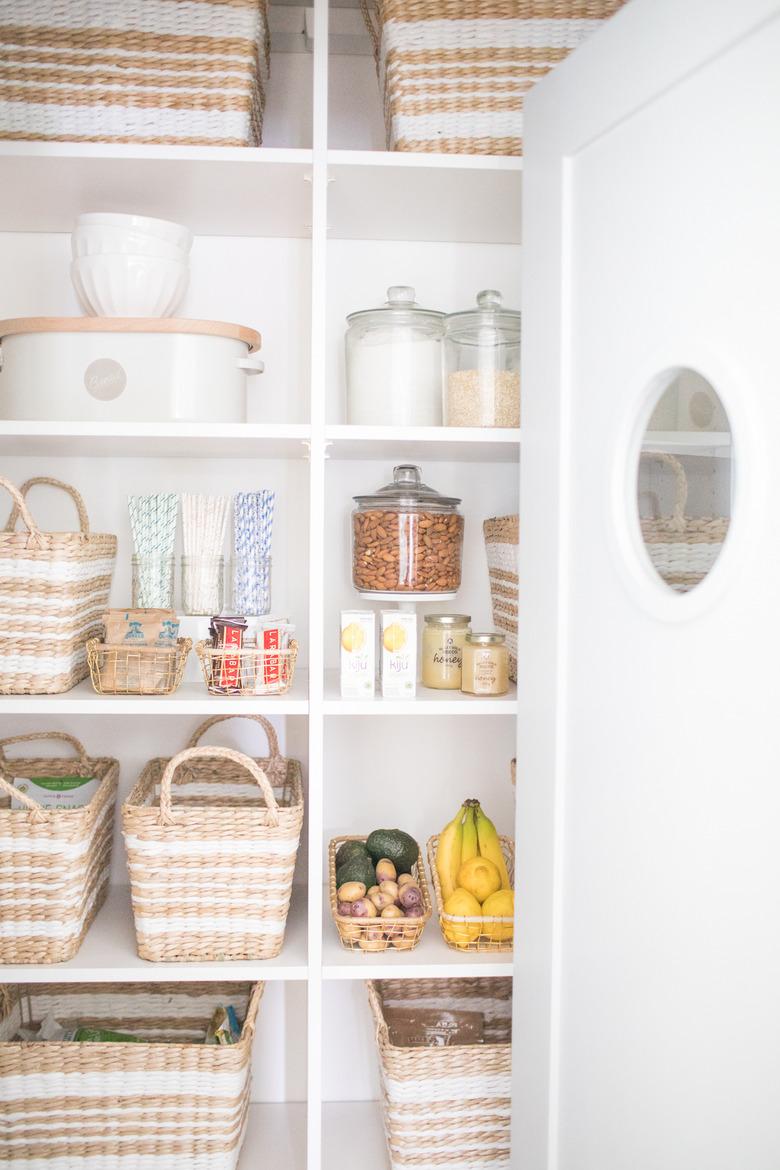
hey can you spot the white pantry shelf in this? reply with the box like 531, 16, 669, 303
0, 142, 313, 238
327, 150, 523, 244
642, 430, 732, 457
0, 421, 312, 459
323, 671, 518, 715
240, 1102, 307, 1170
0, 674, 309, 715
322, 897, 512, 980
325, 425, 521, 463
0, 885, 309, 984
323, 1102, 387, 1170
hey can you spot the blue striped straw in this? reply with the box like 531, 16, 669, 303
233, 490, 274, 614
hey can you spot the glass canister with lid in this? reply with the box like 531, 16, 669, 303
443, 289, 521, 428
352, 464, 464, 598
422, 613, 471, 689
345, 286, 445, 426
461, 632, 509, 696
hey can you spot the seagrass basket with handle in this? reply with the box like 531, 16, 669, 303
368, 977, 513, 1170
123, 714, 304, 962
0, 475, 117, 694
0, 731, 119, 964
639, 451, 729, 592
0, 980, 264, 1170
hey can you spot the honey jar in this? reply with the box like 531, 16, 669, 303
461, 632, 509, 696
421, 614, 471, 689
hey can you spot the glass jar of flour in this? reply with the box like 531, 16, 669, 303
345, 286, 444, 426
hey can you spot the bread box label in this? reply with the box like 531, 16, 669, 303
84, 358, 126, 400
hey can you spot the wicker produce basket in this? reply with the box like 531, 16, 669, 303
123, 715, 304, 962
87, 636, 191, 695
329, 835, 432, 953
0, 732, 118, 964
361, 0, 626, 155
639, 452, 729, 592
484, 514, 518, 683
0, 980, 263, 1169
197, 638, 298, 696
0, 1, 271, 147
427, 833, 515, 952
0, 476, 116, 695
367, 978, 513, 1170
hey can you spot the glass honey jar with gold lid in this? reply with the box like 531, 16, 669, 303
421, 613, 471, 689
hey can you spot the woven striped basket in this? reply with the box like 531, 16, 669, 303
0, 0, 270, 147
0, 980, 263, 1169
122, 715, 304, 962
0, 731, 118, 964
367, 978, 513, 1169
362, 0, 626, 154
0, 476, 117, 695
484, 514, 518, 684
640, 452, 729, 593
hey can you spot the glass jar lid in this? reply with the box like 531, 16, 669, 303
346, 285, 445, 331
424, 613, 471, 627
354, 465, 461, 512
444, 289, 521, 346
466, 632, 506, 645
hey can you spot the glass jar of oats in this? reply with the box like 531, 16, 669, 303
461, 632, 509, 696
443, 290, 521, 428
422, 613, 471, 689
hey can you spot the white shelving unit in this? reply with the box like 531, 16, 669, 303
0, 4, 521, 1169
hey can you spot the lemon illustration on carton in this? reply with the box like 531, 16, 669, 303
341, 622, 365, 653
382, 623, 407, 652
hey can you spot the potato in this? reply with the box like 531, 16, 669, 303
379, 880, 400, 902
337, 881, 366, 903
398, 884, 423, 910
350, 898, 377, 918
381, 904, 404, 919
397, 873, 415, 888
359, 928, 387, 952
375, 858, 397, 883
367, 885, 380, 899
369, 891, 396, 911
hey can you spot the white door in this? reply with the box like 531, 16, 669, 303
515, 2, 780, 1168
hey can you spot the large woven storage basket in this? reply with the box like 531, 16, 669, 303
0, 0, 270, 147
362, 0, 626, 154
0, 980, 263, 1169
368, 977, 513, 1169
484, 514, 518, 683
0, 731, 118, 964
123, 714, 304, 962
639, 452, 729, 593
0, 476, 117, 694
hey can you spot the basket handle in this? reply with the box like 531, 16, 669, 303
158, 746, 280, 827
0, 987, 12, 1019
186, 714, 285, 779
0, 771, 50, 819
0, 477, 44, 546
639, 451, 687, 532
242, 982, 265, 1041
0, 731, 90, 770
4, 476, 91, 536
359, 0, 380, 59
366, 981, 390, 1046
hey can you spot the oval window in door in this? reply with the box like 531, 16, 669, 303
638, 370, 732, 593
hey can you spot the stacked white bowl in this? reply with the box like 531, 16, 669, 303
71, 213, 192, 317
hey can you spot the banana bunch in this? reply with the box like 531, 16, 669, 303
436, 799, 513, 946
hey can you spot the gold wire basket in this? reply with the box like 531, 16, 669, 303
427, 833, 515, 953
86, 638, 191, 696
329, 836, 432, 953
196, 639, 298, 697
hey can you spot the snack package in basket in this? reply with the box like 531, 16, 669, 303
209, 615, 249, 693
383, 1007, 484, 1048
103, 609, 179, 645
253, 617, 295, 694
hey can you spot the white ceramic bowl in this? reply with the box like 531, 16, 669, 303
76, 213, 193, 253
72, 253, 189, 317
72, 225, 187, 262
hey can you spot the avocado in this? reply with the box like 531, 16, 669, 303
336, 854, 376, 891
334, 839, 371, 871
365, 829, 419, 876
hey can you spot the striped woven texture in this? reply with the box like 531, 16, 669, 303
640, 452, 729, 593
0, 732, 118, 964
0, 476, 117, 695
122, 715, 304, 962
0, 0, 270, 146
483, 514, 518, 683
368, 978, 513, 1169
0, 981, 263, 1169
363, 0, 626, 154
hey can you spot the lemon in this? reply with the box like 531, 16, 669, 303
457, 856, 502, 903
481, 890, 514, 942
383, 623, 407, 652
341, 622, 365, 652
442, 888, 482, 946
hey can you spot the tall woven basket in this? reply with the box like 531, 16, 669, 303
123, 714, 304, 962
0, 731, 118, 964
639, 452, 729, 593
0, 476, 117, 694
0, 980, 263, 1170
484, 514, 518, 683
361, 0, 627, 154
0, 1, 270, 147
368, 978, 513, 1169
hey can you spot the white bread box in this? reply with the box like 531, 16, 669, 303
0, 317, 264, 423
